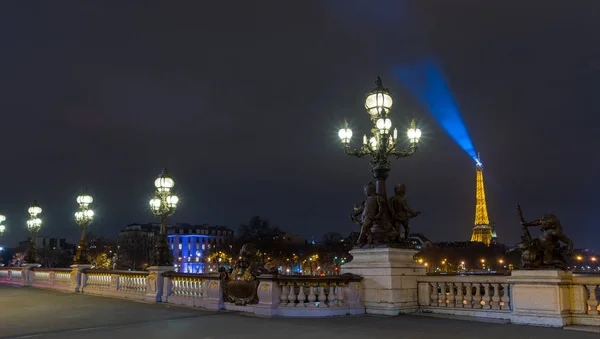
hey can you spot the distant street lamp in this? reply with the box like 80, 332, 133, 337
74, 191, 94, 264
338, 77, 422, 197
0, 214, 5, 237
0, 215, 6, 266
25, 201, 42, 264
149, 168, 179, 266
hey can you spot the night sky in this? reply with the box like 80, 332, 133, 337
1, 1, 598, 250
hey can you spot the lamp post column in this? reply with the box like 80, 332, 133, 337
0, 216, 6, 267
147, 168, 179, 302
74, 191, 94, 265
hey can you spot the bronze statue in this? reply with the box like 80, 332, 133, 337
349, 201, 365, 225
356, 182, 386, 244
389, 184, 421, 240
513, 204, 574, 269
221, 243, 272, 305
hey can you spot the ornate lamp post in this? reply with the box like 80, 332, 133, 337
74, 191, 94, 264
25, 201, 42, 264
0, 214, 5, 237
149, 168, 179, 266
338, 77, 422, 243
0, 215, 5, 266
338, 77, 422, 195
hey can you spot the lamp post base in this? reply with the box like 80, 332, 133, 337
73, 239, 90, 265
153, 233, 173, 267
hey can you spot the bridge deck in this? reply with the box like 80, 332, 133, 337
0, 285, 596, 339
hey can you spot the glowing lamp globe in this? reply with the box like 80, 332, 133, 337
407, 127, 422, 144
365, 77, 393, 117
0, 215, 5, 223
28, 202, 42, 216
167, 195, 179, 208
149, 198, 161, 212
75, 211, 83, 221
376, 118, 392, 133
0, 224, 5, 234
77, 194, 93, 207
155, 172, 175, 192
369, 136, 378, 150
338, 127, 352, 144
27, 218, 42, 232
84, 210, 94, 218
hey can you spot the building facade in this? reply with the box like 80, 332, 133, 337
117, 223, 233, 272
168, 224, 234, 273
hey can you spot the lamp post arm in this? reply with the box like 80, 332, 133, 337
390, 145, 417, 158
343, 145, 370, 158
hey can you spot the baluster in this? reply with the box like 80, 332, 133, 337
586, 284, 599, 315
499, 283, 510, 309
307, 285, 317, 307
482, 283, 491, 309
473, 284, 482, 308
336, 283, 345, 306
429, 282, 437, 306
296, 283, 306, 307
464, 283, 473, 308
438, 283, 446, 306
318, 283, 327, 306
447, 283, 455, 307
491, 283, 501, 310
279, 283, 289, 305
455, 282, 464, 307
287, 282, 297, 307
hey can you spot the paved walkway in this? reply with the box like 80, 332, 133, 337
0, 285, 597, 339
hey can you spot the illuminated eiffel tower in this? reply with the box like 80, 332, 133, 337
470, 154, 494, 246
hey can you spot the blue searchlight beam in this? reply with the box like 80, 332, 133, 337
394, 60, 479, 165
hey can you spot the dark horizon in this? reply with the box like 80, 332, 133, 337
0, 1, 598, 250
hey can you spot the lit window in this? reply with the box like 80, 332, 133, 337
178, 244, 182, 250
202, 244, 206, 250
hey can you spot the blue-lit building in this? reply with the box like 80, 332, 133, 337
168, 224, 234, 273
118, 223, 234, 273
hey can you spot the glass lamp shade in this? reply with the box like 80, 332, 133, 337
407, 127, 422, 144
77, 194, 93, 207
0, 224, 5, 234
28, 204, 42, 217
338, 127, 352, 144
155, 176, 174, 192
376, 118, 392, 133
0, 215, 5, 223
149, 198, 161, 212
167, 195, 179, 208
365, 77, 393, 118
27, 218, 42, 231
84, 210, 94, 218
369, 137, 378, 150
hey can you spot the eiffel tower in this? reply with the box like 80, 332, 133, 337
470, 154, 494, 246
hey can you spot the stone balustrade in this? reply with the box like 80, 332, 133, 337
1, 263, 600, 329
570, 274, 600, 327
417, 274, 512, 321
162, 272, 222, 310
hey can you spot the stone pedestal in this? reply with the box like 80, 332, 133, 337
21, 263, 41, 286
146, 266, 174, 302
70, 264, 93, 292
341, 247, 424, 315
509, 270, 573, 327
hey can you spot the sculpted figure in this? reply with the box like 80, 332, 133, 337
515, 204, 574, 268
356, 182, 385, 244
389, 184, 421, 239
349, 201, 365, 225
